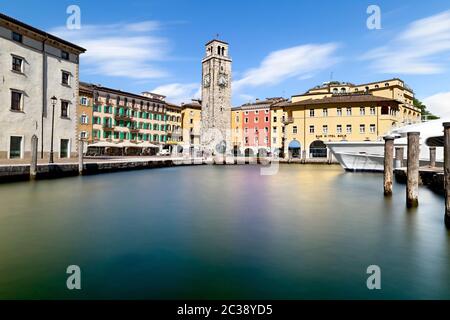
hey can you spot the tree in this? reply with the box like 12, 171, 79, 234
413, 98, 439, 120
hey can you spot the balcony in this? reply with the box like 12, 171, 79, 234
114, 112, 132, 120
103, 122, 115, 131
282, 117, 294, 125
129, 126, 140, 133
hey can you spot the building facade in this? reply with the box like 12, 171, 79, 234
201, 39, 232, 153
181, 100, 202, 154
78, 84, 94, 144
0, 13, 85, 160
165, 103, 182, 150
81, 84, 169, 150
292, 79, 420, 125
281, 95, 404, 159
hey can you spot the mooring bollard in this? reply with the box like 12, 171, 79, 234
78, 140, 84, 175
395, 147, 404, 169
30, 135, 38, 180
429, 147, 436, 168
406, 132, 420, 208
383, 136, 395, 196
443, 123, 450, 228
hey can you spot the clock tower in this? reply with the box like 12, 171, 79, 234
201, 39, 232, 154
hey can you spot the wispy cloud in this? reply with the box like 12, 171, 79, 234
233, 43, 340, 91
50, 21, 169, 79
363, 10, 450, 74
423, 91, 450, 117
151, 83, 200, 104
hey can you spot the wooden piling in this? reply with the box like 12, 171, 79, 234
30, 135, 38, 180
429, 147, 436, 168
443, 123, 450, 227
78, 140, 84, 175
395, 147, 404, 168
406, 132, 420, 208
383, 136, 395, 196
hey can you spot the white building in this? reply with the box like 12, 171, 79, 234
0, 13, 85, 160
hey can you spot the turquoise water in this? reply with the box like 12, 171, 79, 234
0, 164, 449, 299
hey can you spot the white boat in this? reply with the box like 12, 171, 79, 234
326, 118, 447, 172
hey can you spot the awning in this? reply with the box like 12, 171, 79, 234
138, 142, 159, 148
88, 142, 120, 148
288, 140, 301, 149
116, 141, 142, 148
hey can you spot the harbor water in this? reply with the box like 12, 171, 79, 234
0, 164, 449, 299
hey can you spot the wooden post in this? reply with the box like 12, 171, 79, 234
383, 136, 395, 196
395, 147, 404, 169
443, 123, 450, 228
429, 147, 436, 167
406, 132, 420, 208
78, 140, 84, 175
30, 135, 38, 180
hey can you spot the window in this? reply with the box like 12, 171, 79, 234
273, 137, 277, 144
255, 110, 259, 114
273, 126, 277, 134
12, 32, 22, 43
12, 56, 23, 72
273, 116, 277, 123
254, 117, 259, 123
11, 90, 22, 111
323, 108, 328, 117
310, 109, 315, 117
337, 125, 342, 134
244, 128, 248, 134
346, 107, 352, 116
80, 131, 88, 139
9, 136, 22, 159
360, 124, 365, 133
346, 124, 352, 134
80, 97, 88, 106
293, 126, 298, 134
245, 111, 249, 115
190, 118, 193, 124
370, 107, 376, 115
360, 107, 365, 116
265, 127, 269, 133
245, 118, 249, 123
265, 116, 269, 122
337, 108, 342, 116
61, 101, 69, 118
61, 50, 70, 60
245, 137, 249, 144
309, 125, 314, 134
80, 114, 88, 124
60, 139, 69, 158
370, 124, 376, 133
62, 71, 70, 85
323, 125, 328, 134
235, 116, 239, 122
265, 109, 269, 114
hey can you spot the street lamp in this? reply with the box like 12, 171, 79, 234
49, 96, 57, 164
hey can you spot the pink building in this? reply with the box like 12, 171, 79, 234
238, 98, 284, 156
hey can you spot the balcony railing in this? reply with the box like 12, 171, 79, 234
103, 122, 115, 130
282, 117, 294, 125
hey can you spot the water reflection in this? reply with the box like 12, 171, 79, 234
0, 164, 449, 299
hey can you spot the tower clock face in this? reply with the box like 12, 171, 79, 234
203, 74, 211, 88
218, 73, 228, 87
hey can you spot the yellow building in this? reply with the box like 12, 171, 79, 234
78, 84, 94, 144
292, 78, 420, 125
181, 99, 202, 154
281, 95, 404, 159
231, 108, 242, 154
166, 103, 182, 147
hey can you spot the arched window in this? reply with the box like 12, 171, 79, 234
116, 96, 120, 106
217, 46, 221, 55
341, 88, 346, 93
222, 47, 225, 56
333, 88, 338, 94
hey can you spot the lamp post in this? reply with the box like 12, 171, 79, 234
49, 96, 57, 164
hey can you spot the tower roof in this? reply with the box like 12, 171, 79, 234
205, 39, 228, 46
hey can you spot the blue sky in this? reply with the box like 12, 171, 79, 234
3, 0, 450, 115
